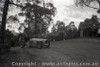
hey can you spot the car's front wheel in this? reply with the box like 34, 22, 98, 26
46, 41, 50, 48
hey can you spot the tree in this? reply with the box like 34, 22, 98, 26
20, 1, 56, 37
51, 21, 78, 41
0, 0, 23, 44
65, 21, 78, 38
78, 15, 100, 37
0, 0, 9, 44
0, 0, 56, 44
56, 21, 65, 32
75, 0, 100, 13
88, 15, 100, 37
51, 21, 66, 41
51, 25, 57, 41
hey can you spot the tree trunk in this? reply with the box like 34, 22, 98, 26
0, 0, 9, 44
80, 30, 83, 38
34, 6, 38, 37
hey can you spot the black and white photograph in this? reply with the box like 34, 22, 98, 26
0, 0, 100, 67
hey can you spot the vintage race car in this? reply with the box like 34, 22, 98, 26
26, 38, 50, 49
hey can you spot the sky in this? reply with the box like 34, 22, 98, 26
1, 0, 99, 32
47, 0, 100, 31
51, 0, 99, 27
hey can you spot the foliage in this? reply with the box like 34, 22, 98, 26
19, 1, 56, 37
65, 21, 78, 39
50, 21, 78, 41
7, 15, 19, 23
1, 0, 56, 38
78, 15, 100, 37
0, 0, 56, 53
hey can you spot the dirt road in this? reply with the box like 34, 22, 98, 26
0, 38, 100, 67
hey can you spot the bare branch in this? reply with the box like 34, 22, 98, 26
9, 1, 23, 8
84, 3, 99, 9
75, 0, 99, 9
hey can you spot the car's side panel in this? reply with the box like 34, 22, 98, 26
26, 38, 50, 48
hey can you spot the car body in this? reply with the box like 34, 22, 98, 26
26, 38, 50, 49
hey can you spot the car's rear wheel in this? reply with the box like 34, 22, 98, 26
37, 41, 43, 49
